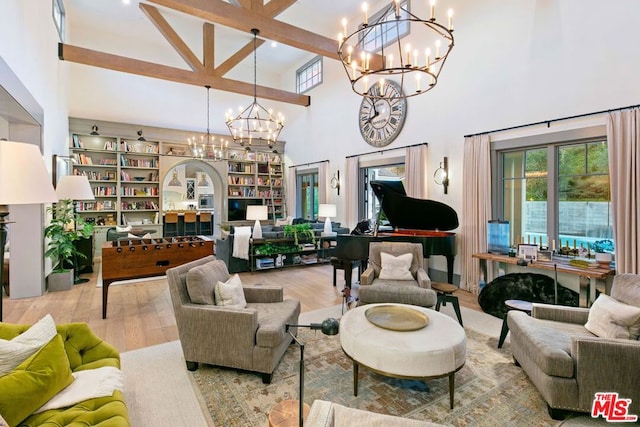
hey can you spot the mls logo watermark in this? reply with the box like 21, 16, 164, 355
591, 392, 638, 422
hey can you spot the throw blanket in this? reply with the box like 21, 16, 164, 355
34, 366, 124, 414
233, 226, 252, 260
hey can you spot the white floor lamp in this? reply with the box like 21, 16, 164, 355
0, 141, 58, 321
54, 175, 95, 284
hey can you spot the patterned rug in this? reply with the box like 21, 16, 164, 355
192, 327, 558, 426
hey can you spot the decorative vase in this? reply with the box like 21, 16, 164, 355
594, 252, 612, 268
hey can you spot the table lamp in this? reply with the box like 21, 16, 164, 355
54, 175, 95, 284
276, 318, 339, 427
246, 205, 268, 239
318, 204, 337, 236
0, 141, 58, 321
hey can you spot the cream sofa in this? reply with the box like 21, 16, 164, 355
306, 400, 441, 426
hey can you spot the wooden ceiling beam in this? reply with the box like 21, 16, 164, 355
250, 0, 264, 13
263, 0, 298, 17
215, 38, 265, 77
139, 3, 204, 72
58, 43, 310, 106
147, 0, 342, 61
203, 22, 215, 74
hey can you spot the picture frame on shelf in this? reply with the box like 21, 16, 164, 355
517, 244, 538, 261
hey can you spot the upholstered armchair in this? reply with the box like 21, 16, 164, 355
508, 273, 640, 419
358, 242, 437, 308
166, 256, 301, 383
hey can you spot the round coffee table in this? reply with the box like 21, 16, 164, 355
340, 303, 467, 409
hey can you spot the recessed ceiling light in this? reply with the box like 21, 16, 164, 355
270, 41, 278, 48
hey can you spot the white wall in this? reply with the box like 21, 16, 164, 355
60, 0, 640, 278
0, 0, 71, 297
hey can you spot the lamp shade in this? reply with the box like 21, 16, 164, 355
246, 205, 268, 221
55, 175, 95, 201
318, 204, 336, 218
0, 141, 57, 205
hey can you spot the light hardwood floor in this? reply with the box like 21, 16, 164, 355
2, 260, 482, 353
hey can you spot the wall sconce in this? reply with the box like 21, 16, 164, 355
434, 157, 449, 194
90, 124, 99, 135
137, 129, 146, 141
330, 170, 341, 195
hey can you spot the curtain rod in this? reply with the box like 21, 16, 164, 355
345, 142, 428, 159
289, 159, 329, 168
464, 103, 640, 138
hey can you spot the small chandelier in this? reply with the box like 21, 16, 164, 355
337, 0, 455, 99
188, 86, 228, 160
225, 28, 284, 149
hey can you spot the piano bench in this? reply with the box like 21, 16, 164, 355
330, 258, 362, 289
432, 282, 463, 326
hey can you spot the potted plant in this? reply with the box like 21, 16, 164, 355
591, 239, 614, 267
44, 200, 94, 291
283, 223, 315, 246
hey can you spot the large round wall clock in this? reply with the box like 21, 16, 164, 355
358, 80, 407, 147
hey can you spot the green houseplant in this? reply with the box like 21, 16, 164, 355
590, 239, 614, 267
44, 200, 94, 290
283, 223, 315, 246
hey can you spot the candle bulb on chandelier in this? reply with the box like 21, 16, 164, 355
363, 76, 369, 92
351, 61, 357, 80
435, 39, 441, 59
347, 46, 353, 63
448, 9, 454, 31
366, 53, 371, 71
337, 32, 343, 43
425, 48, 431, 69
405, 43, 411, 65
430, 0, 436, 21
342, 18, 348, 38
387, 54, 394, 69
415, 74, 421, 92
413, 49, 418, 68
362, 2, 368, 26
394, 0, 401, 17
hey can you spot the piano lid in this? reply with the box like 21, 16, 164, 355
371, 180, 459, 231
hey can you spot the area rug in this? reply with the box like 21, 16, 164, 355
192, 327, 557, 427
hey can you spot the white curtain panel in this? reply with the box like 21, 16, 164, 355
318, 161, 329, 205
405, 144, 428, 199
287, 166, 297, 218
607, 108, 640, 273
460, 134, 492, 294
345, 157, 359, 229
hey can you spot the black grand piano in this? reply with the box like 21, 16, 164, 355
334, 180, 458, 284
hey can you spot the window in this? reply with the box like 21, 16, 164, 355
360, 0, 410, 53
52, 0, 65, 42
297, 171, 318, 220
296, 56, 323, 94
496, 134, 613, 252
361, 163, 405, 222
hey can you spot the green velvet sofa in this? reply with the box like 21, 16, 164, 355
0, 322, 130, 427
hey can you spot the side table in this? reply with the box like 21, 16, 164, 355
498, 299, 533, 348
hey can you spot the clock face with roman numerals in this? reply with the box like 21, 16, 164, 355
358, 80, 407, 147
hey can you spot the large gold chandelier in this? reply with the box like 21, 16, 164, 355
225, 29, 284, 149
338, 0, 455, 99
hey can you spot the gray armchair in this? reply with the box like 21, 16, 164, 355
166, 256, 301, 383
508, 273, 640, 418
358, 242, 437, 308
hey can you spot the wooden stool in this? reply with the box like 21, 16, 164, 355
183, 211, 197, 235
432, 282, 463, 326
498, 299, 533, 348
164, 212, 179, 237
198, 212, 212, 235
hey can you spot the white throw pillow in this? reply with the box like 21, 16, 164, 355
378, 252, 414, 281
116, 225, 132, 233
0, 314, 57, 376
214, 274, 247, 308
584, 294, 640, 340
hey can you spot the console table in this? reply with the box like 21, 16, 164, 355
472, 252, 614, 307
250, 236, 333, 272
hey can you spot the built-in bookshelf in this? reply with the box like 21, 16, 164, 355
70, 134, 161, 227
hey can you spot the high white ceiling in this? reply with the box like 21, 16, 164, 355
64, 0, 386, 80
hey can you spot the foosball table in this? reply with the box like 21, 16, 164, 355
101, 236, 214, 318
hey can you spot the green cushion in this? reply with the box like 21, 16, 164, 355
0, 334, 74, 427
